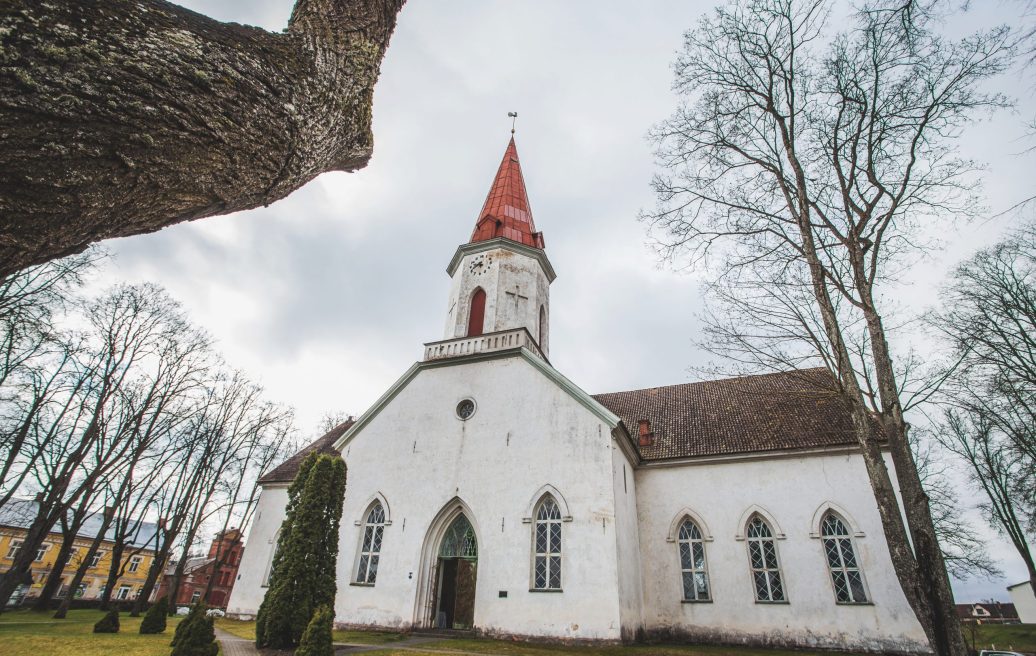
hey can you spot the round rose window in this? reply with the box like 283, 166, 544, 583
456, 399, 476, 420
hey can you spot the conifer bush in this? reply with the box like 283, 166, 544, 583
255, 452, 347, 649
295, 605, 335, 656
171, 604, 204, 647
170, 603, 217, 656
140, 596, 169, 634
93, 608, 120, 633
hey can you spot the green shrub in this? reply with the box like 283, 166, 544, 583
140, 596, 168, 634
255, 452, 346, 649
171, 604, 204, 647
295, 606, 334, 656
170, 604, 217, 656
93, 608, 120, 633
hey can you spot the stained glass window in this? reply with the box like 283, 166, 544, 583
678, 518, 710, 601
746, 516, 785, 602
439, 515, 478, 560
356, 503, 385, 584
821, 513, 868, 603
533, 496, 562, 590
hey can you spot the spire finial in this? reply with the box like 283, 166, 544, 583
508, 111, 518, 134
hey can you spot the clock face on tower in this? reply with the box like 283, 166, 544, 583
468, 254, 493, 276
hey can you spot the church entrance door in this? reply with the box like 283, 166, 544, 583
433, 515, 478, 630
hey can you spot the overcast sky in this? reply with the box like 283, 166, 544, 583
90, 1, 1034, 601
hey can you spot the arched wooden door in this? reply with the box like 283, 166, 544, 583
433, 514, 478, 630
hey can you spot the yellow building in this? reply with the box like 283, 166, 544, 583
0, 499, 159, 605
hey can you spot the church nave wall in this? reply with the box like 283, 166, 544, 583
633, 451, 930, 653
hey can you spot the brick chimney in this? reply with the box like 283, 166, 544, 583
637, 419, 654, 447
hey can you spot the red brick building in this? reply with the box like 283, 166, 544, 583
157, 528, 244, 608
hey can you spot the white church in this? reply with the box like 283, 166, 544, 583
228, 137, 930, 653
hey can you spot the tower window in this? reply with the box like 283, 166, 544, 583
467, 288, 486, 337
538, 305, 546, 347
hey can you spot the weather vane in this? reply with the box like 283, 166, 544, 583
508, 111, 518, 134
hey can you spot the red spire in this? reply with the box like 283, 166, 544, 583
470, 137, 545, 249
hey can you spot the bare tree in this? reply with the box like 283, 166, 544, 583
0, 283, 200, 609
912, 430, 1002, 581
0, 252, 98, 499
202, 406, 296, 605
938, 409, 1035, 596
0, 0, 406, 278
316, 410, 353, 434
644, 1, 1014, 653
931, 221, 1036, 596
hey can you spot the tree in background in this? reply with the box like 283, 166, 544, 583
0, 252, 297, 614
911, 431, 1001, 581
0, 0, 407, 278
933, 221, 1036, 597
255, 453, 346, 650
644, 1, 1015, 653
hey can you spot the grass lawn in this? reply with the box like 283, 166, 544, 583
5, 609, 1034, 656
215, 616, 407, 645
0, 608, 186, 656
414, 639, 876, 656
969, 623, 1036, 653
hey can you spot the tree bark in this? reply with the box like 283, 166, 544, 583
0, 0, 405, 278
53, 515, 111, 618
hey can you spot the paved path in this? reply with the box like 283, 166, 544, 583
215, 627, 264, 656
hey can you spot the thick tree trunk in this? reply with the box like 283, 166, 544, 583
853, 254, 969, 656
0, 506, 65, 612
32, 535, 74, 611
53, 524, 110, 619
0, 0, 405, 278
99, 541, 125, 610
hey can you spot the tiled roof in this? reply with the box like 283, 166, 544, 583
593, 368, 872, 461
954, 602, 1019, 620
470, 137, 545, 249
258, 420, 352, 485
0, 498, 160, 548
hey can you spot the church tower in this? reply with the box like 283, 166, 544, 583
440, 136, 556, 358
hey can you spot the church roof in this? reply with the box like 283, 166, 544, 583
593, 368, 873, 461
258, 420, 353, 484
470, 137, 545, 249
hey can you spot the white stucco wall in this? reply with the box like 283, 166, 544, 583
1009, 582, 1036, 623
611, 444, 645, 641
334, 354, 625, 640
225, 485, 288, 619
443, 245, 550, 354
634, 451, 929, 652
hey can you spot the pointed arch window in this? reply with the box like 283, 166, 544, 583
746, 516, 785, 602
532, 496, 562, 591
262, 529, 280, 587
356, 503, 385, 585
467, 288, 486, 337
821, 513, 868, 603
677, 518, 710, 601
